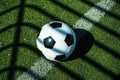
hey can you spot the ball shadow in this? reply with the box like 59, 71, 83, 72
66, 28, 94, 61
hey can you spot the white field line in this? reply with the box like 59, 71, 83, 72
73, 0, 116, 30
17, 57, 53, 80
17, 0, 116, 80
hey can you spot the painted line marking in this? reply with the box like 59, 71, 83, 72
73, 0, 116, 30
17, 57, 53, 80
17, 0, 116, 80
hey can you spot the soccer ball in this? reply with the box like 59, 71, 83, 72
36, 21, 76, 61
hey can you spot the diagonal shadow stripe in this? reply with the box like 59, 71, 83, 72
24, 4, 72, 27
49, 0, 120, 40
0, 5, 20, 16
0, 66, 42, 80
17, 66, 43, 80
0, 44, 13, 53
0, 23, 16, 34
80, 0, 120, 20
81, 56, 118, 79
0, 43, 42, 57
53, 62, 84, 80
0, 22, 40, 34
19, 42, 84, 80
94, 40, 120, 59
0, 0, 119, 80
22, 22, 40, 33
19, 42, 43, 57
71, 29, 119, 79
24, 4, 62, 21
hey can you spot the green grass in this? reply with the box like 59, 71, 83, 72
0, 0, 120, 80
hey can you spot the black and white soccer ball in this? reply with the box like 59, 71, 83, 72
36, 21, 76, 61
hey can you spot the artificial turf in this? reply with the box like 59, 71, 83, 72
0, 0, 120, 80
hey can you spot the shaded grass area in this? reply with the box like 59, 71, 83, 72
89, 2, 120, 75
0, 0, 93, 79
45, 1, 120, 80
0, 0, 120, 80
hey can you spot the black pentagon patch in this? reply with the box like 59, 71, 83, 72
44, 36, 56, 49
65, 34, 74, 46
55, 55, 66, 60
50, 22, 62, 28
